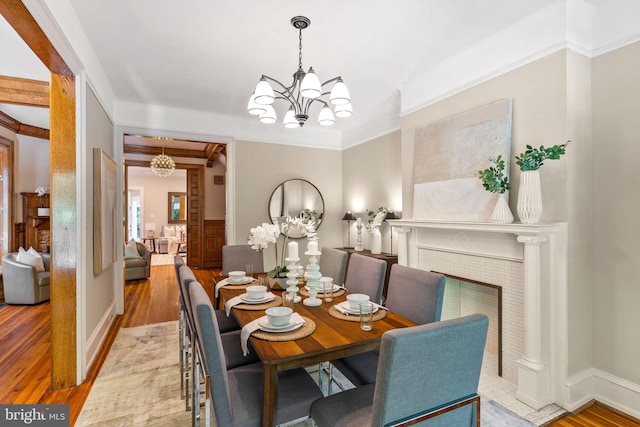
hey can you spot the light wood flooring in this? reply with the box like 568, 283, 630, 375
0, 263, 638, 426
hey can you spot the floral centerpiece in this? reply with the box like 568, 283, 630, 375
248, 216, 313, 279
366, 207, 389, 231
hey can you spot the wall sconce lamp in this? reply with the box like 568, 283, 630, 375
384, 211, 399, 254
342, 211, 356, 248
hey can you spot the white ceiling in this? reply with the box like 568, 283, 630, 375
1, 0, 637, 147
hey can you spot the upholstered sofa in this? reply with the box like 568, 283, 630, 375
157, 224, 185, 254
124, 242, 151, 281
2, 251, 51, 304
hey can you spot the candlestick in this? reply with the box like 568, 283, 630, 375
288, 241, 298, 260
304, 247, 322, 306
285, 257, 302, 303
355, 222, 364, 251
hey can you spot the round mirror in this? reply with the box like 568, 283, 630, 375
268, 179, 324, 238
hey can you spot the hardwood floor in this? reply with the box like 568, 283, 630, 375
1, 262, 638, 426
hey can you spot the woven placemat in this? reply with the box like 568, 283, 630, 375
252, 316, 316, 341
328, 305, 388, 322
220, 283, 253, 291
233, 296, 283, 311
298, 288, 346, 298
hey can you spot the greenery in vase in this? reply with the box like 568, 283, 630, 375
515, 141, 570, 171
478, 155, 510, 194
366, 206, 389, 231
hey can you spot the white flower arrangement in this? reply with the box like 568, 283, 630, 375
248, 216, 315, 278
35, 185, 50, 207
366, 207, 390, 232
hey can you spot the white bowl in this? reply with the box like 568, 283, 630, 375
346, 293, 370, 310
266, 306, 293, 326
228, 271, 246, 282
245, 285, 267, 300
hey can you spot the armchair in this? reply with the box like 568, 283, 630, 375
124, 242, 151, 281
2, 252, 51, 304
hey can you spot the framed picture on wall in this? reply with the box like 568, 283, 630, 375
93, 148, 117, 274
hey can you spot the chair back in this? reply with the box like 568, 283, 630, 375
178, 265, 198, 328
384, 265, 445, 325
189, 281, 234, 426
222, 244, 264, 274
174, 255, 185, 282
372, 314, 488, 426
344, 253, 387, 304
318, 247, 348, 286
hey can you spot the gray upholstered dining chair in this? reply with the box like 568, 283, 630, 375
331, 265, 447, 386
311, 314, 488, 427
318, 247, 348, 286
190, 280, 323, 427
343, 253, 387, 304
178, 265, 249, 411
222, 244, 264, 275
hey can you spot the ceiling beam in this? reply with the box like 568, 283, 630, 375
123, 144, 208, 159
0, 110, 49, 139
0, 0, 72, 76
0, 75, 49, 107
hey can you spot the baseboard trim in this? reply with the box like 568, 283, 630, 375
566, 368, 640, 420
85, 301, 117, 374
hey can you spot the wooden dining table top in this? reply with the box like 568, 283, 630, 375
217, 281, 417, 427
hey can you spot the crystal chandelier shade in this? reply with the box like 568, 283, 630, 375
248, 16, 352, 128
150, 147, 176, 177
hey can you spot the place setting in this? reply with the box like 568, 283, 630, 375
224, 284, 281, 315
328, 293, 388, 323
214, 270, 257, 298
240, 307, 316, 356
298, 276, 346, 298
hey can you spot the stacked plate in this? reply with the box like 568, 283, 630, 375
239, 293, 275, 304
258, 316, 305, 333
335, 301, 379, 315
227, 276, 255, 285
305, 284, 341, 293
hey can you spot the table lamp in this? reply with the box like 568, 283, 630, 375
341, 211, 356, 248
145, 222, 156, 238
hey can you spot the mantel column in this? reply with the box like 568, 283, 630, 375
515, 234, 550, 409
396, 227, 412, 266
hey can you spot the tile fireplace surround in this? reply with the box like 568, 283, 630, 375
392, 219, 568, 410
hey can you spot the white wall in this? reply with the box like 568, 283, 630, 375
233, 140, 343, 271
592, 42, 640, 388
341, 130, 401, 253
128, 170, 186, 237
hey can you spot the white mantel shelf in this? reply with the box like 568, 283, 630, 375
389, 219, 565, 235
392, 218, 569, 411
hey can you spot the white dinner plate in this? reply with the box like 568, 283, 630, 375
306, 284, 341, 293
240, 294, 274, 304
227, 277, 255, 285
258, 318, 305, 333
336, 301, 379, 315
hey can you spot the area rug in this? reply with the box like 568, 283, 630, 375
151, 254, 184, 266
76, 321, 190, 426
77, 320, 539, 427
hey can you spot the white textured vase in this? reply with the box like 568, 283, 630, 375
491, 193, 514, 224
370, 228, 382, 254
517, 170, 543, 224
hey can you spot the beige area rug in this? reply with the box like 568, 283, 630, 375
76, 321, 190, 427
151, 254, 185, 266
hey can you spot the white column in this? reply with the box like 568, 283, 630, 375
396, 227, 412, 266
515, 234, 551, 409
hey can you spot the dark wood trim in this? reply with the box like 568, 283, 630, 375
0, 110, 50, 139
0, 75, 49, 107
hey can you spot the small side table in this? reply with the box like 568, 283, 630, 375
141, 237, 157, 253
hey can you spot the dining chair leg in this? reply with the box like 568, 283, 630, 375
185, 330, 192, 411
179, 310, 186, 400
191, 350, 201, 426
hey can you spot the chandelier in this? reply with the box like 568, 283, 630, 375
247, 16, 352, 128
150, 147, 176, 177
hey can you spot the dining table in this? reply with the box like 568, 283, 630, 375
216, 278, 417, 427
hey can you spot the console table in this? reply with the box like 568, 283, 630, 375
335, 248, 398, 302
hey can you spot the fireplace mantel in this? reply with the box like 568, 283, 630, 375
391, 219, 568, 410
